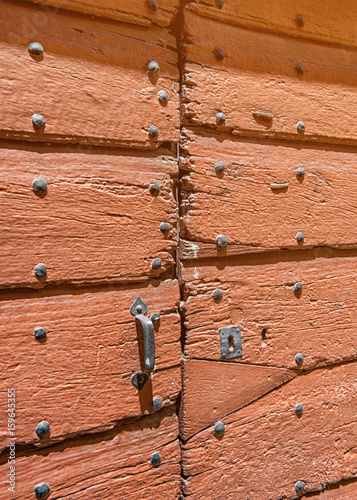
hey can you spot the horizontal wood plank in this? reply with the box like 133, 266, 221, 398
308, 482, 357, 500
0, 0, 179, 148
0, 280, 181, 450
180, 130, 357, 255
1, 409, 180, 499
181, 254, 357, 369
25, 0, 179, 27
185, 0, 357, 47
180, 360, 295, 439
182, 11, 357, 144
182, 364, 357, 499
0, 146, 177, 287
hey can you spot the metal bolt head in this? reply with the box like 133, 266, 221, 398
296, 231, 304, 243
32, 114, 45, 128
34, 483, 51, 500
215, 422, 225, 435
296, 64, 305, 76
148, 60, 160, 73
34, 327, 47, 341
150, 452, 161, 467
160, 222, 170, 233
215, 0, 225, 7
152, 397, 162, 411
295, 481, 305, 495
35, 421, 50, 438
294, 282, 303, 293
297, 121, 305, 132
216, 112, 226, 125
152, 258, 162, 270
150, 183, 160, 196
217, 234, 228, 248
151, 312, 161, 324
215, 163, 225, 175
213, 289, 223, 301
158, 90, 168, 103
296, 167, 305, 178
28, 41, 44, 56
33, 179, 47, 194
214, 48, 225, 61
295, 352, 304, 365
148, 125, 159, 138
295, 403, 304, 416
34, 263, 47, 278
148, 0, 159, 11
296, 15, 306, 27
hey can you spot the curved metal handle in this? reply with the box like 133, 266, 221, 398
135, 314, 155, 371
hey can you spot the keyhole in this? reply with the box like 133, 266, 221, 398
228, 335, 235, 351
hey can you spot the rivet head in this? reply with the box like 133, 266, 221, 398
214, 422, 225, 435
150, 183, 160, 196
34, 327, 47, 341
160, 222, 170, 233
295, 352, 304, 365
148, 0, 159, 12
295, 403, 304, 416
214, 48, 225, 61
216, 234, 228, 248
148, 60, 160, 73
151, 312, 161, 324
297, 121, 305, 132
213, 289, 223, 301
215, 163, 225, 175
150, 452, 161, 467
34, 263, 47, 278
28, 41, 44, 56
35, 421, 50, 438
148, 125, 159, 138
296, 64, 305, 76
33, 179, 47, 194
295, 481, 305, 495
136, 305, 143, 314
216, 112, 226, 125
158, 90, 168, 103
32, 114, 46, 128
152, 398, 162, 411
296, 167, 305, 178
294, 282, 303, 293
152, 258, 162, 270
215, 0, 225, 7
296, 15, 306, 27
296, 231, 304, 243
35, 483, 51, 500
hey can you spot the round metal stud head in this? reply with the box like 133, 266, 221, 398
297, 121, 306, 132
148, 0, 159, 11
217, 234, 228, 248
295, 403, 304, 416
213, 289, 223, 301
295, 481, 305, 495
35, 421, 50, 438
296, 15, 306, 27
152, 397, 162, 411
160, 222, 170, 233
34, 327, 47, 341
151, 312, 161, 324
215, 163, 225, 175
148, 60, 160, 73
28, 41, 44, 56
150, 183, 160, 195
32, 114, 46, 127
34, 483, 51, 500
33, 179, 47, 194
152, 258, 162, 270
158, 90, 168, 103
215, 0, 225, 7
214, 48, 225, 61
296, 231, 305, 243
294, 282, 303, 293
216, 112, 226, 125
296, 64, 305, 76
296, 167, 305, 178
215, 422, 225, 435
150, 452, 161, 467
148, 125, 159, 138
295, 352, 304, 365
34, 263, 47, 278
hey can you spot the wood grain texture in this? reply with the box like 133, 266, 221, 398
1, 409, 180, 500
25, 0, 179, 27
185, 0, 357, 47
0, 279, 181, 450
182, 364, 357, 500
0, 145, 177, 288
308, 482, 357, 499
180, 360, 295, 439
180, 129, 357, 256
181, 254, 357, 369
0, 0, 179, 148
182, 10, 357, 144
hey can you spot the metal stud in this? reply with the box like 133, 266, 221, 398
148, 0, 159, 12
148, 60, 160, 73
152, 258, 162, 270
151, 312, 161, 325
215, 0, 225, 7
32, 114, 45, 128
34, 328, 47, 341
296, 167, 305, 178
158, 90, 168, 103
35, 421, 50, 438
295, 403, 304, 416
296, 231, 304, 243
213, 289, 223, 301
296, 15, 306, 27
28, 42, 44, 56
214, 422, 225, 435
34, 263, 47, 278
152, 398, 162, 411
34, 483, 51, 500
160, 222, 170, 233
150, 183, 160, 196
295, 481, 305, 495
297, 121, 305, 132
294, 282, 303, 293
216, 234, 228, 248
148, 125, 159, 138
296, 64, 305, 76
150, 452, 161, 467
215, 163, 225, 175
33, 179, 47, 194
295, 352, 304, 365
216, 112, 226, 125
214, 48, 225, 61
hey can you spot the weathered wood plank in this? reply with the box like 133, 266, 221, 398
0, 0, 179, 148
25, 0, 179, 27
181, 254, 357, 369
0, 145, 177, 288
184, 0, 357, 47
182, 11, 357, 144
182, 364, 357, 500
308, 482, 357, 500
180, 360, 295, 439
180, 130, 357, 256
0, 280, 181, 450
1, 409, 180, 499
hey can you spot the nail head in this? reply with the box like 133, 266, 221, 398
215, 0, 225, 7
294, 282, 303, 293
35, 483, 50, 500
152, 258, 162, 270
213, 289, 223, 301
296, 167, 305, 178
216, 234, 228, 248
150, 183, 160, 196
214, 48, 225, 61
296, 231, 304, 243
28, 41, 44, 56
296, 64, 305, 76
158, 90, 168, 103
216, 112, 226, 125
148, 0, 159, 11
160, 222, 170, 233
295, 352, 304, 365
296, 15, 306, 27
32, 114, 46, 128
32, 179, 47, 194
215, 163, 225, 175
297, 121, 305, 132
295, 403, 304, 415
151, 312, 161, 324
34, 328, 47, 341
215, 422, 225, 435
35, 421, 50, 438
295, 481, 305, 494
148, 60, 160, 73
153, 398, 162, 411
34, 263, 47, 278
150, 452, 161, 467
148, 125, 159, 138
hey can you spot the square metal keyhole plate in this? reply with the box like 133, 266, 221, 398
219, 326, 242, 359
